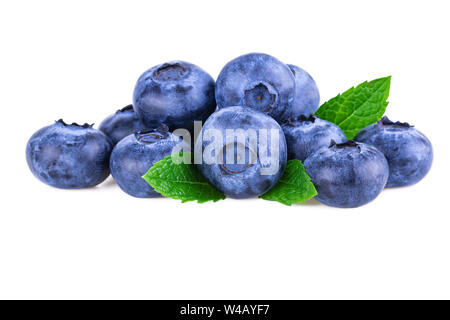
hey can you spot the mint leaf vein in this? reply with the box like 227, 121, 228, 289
142, 153, 226, 203
315, 76, 391, 139
260, 160, 317, 206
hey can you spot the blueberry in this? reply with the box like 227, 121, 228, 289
215, 53, 295, 123
26, 120, 112, 189
110, 125, 188, 198
281, 115, 346, 161
98, 105, 145, 145
287, 64, 320, 117
304, 140, 389, 208
195, 106, 287, 198
133, 61, 216, 133
354, 116, 433, 187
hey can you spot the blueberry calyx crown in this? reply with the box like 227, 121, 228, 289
330, 139, 361, 151
378, 116, 412, 128
220, 162, 254, 175
286, 114, 317, 126
55, 119, 93, 129
154, 63, 188, 81
135, 124, 170, 143
288, 66, 297, 76
116, 104, 134, 113
244, 82, 277, 113
218, 144, 256, 175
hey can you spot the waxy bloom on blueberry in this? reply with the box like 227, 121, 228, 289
282, 115, 346, 161
99, 105, 145, 145
215, 53, 296, 123
287, 64, 320, 117
195, 106, 287, 199
354, 116, 433, 187
26, 120, 112, 189
133, 61, 216, 133
304, 140, 389, 208
110, 125, 189, 198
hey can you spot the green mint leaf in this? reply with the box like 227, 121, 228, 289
260, 159, 317, 206
315, 76, 391, 139
142, 153, 226, 203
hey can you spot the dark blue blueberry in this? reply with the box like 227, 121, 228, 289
26, 120, 112, 189
110, 125, 188, 198
98, 105, 145, 145
287, 64, 320, 117
133, 61, 216, 133
282, 115, 347, 161
354, 116, 433, 187
195, 106, 287, 199
304, 140, 389, 208
215, 53, 295, 123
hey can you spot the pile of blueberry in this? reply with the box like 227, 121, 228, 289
26, 53, 433, 208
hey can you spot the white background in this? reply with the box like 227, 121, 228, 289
1, 0, 449, 299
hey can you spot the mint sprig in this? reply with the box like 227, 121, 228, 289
315, 76, 391, 139
142, 153, 226, 203
260, 160, 317, 205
